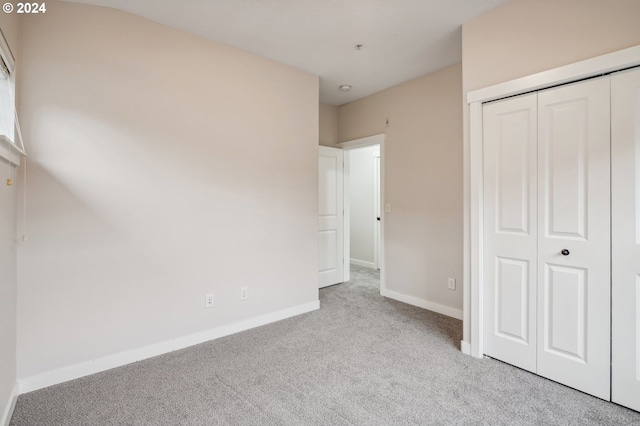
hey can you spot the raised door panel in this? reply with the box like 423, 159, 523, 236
483, 93, 538, 373
611, 67, 640, 412
495, 257, 530, 343
318, 230, 337, 273
543, 265, 587, 362
543, 99, 588, 239
537, 77, 610, 400
318, 146, 344, 288
319, 156, 338, 218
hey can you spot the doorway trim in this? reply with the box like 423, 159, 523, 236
338, 134, 386, 294
464, 44, 640, 358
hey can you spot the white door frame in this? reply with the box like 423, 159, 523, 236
338, 134, 385, 293
464, 44, 640, 358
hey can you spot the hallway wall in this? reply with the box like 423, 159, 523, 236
338, 64, 463, 318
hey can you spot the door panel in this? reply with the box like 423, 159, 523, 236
495, 257, 529, 343
495, 110, 532, 235
318, 146, 344, 288
612, 67, 640, 412
537, 77, 610, 400
543, 99, 588, 239
318, 230, 337, 272
483, 93, 538, 373
544, 264, 587, 362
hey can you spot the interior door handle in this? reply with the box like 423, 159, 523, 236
377, 217, 380, 221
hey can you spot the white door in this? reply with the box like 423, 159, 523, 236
483, 78, 612, 400
319, 146, 344, 288
483, 93, 538, 373
537, 77, 611, 400
611, 67, 640, 411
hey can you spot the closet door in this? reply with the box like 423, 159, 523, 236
483, 93, 538, 372
611, 67, 640, 412
537, 77, 611, 400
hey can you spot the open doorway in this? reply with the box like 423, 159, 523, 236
339, 134, 385, 293
346, 145, 380, 269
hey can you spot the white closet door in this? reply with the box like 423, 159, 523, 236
483, 93, 538, 372
611, 67, 640, 412
537, 77, 611, 400
318, 146, 344, 288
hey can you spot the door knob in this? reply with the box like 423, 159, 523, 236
561, 249, 570, 256
377, 217, 380, 221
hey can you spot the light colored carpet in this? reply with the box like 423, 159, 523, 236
10, 265, 640, 425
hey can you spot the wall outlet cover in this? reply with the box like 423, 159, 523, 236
448, 278, 456, 290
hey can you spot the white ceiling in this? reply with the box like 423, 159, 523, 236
63, 0, 508, 106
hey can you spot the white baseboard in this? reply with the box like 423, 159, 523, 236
460, 340, 471, 355
1, 383, 18, 426
350, 259, 376, 269
19, 300, 320, 394
381, 289, 463, 320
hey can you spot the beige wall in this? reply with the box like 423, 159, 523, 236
461, 0, 640, 344
17, 2, 319, 381
339, 64, 463, 315
463, 0, 640, 92
0, 12, 18, 424
319, 102, 338, 147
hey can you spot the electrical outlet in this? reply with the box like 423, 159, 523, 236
448, 278, 456, 290
240, 287, 249, 301
205, 294, 214, 308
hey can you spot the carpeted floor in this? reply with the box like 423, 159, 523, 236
10, 265, 640, 425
